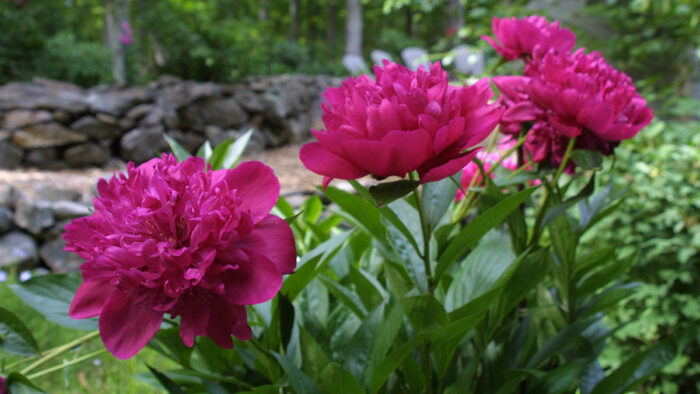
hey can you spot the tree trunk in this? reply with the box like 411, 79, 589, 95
258, 0, 269, 22
447, 0, 465, 35
289, 0, 300, 41
104, 0, 128, 84
345, 0, 362, 55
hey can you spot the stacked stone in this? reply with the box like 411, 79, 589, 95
0, 74, 341, 169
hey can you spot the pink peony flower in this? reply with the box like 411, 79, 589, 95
493, 49, 653, 170
119, 21, 134, 46
65, 155, 296, 359
481, 15, 576, 61
456, 137, 518, 200
300, 61, 502, 186
0, 374, 5, 394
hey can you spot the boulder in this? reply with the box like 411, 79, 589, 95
125, 103, 155, 120
180, 97, 248, 131
0, 82, 87, 113
86, 86, 151, 116
2, 110, 52, 130
12, 122, 87, 149
0, 231, 38, 270
41, 200, 91, 219
167, 130, 205, 154
0, 139, 23, 168
70, 115, 122, 140
0, 205, 13, 234
157, 81, 221, 109
64, 143, 110, 167
0, 185, 18, 208
40, 238, 84, 273
35, 185, 81, 202
13, 199, 55, 235
232, 87, 266, 112
24, 147, 59, 168
120, 126, 168, 163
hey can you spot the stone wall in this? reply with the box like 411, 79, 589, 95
0, 74, 341, 169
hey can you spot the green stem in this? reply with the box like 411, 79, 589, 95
484, 133, 528, 177
20, 330, 100, 375
26, 348, 107, 380
410, 175, 434, 294
552, 137, 577, 186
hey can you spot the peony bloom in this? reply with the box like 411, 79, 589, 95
456, 137, 518, 200
299, 61, 502, 186
481, 15, 576, 61
493, 49, 653, 170
65, 155, 296, 359
119, 21, 134, 45
0, 374, 5, 394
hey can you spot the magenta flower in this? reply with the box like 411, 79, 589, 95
456, 137, 518, 200
299, 61, 502, 186
65, 155, 296, 359
119, 21, 134, 46
493, 49, 653, 169
482, 15, 576, 61
0, 374, 5, 394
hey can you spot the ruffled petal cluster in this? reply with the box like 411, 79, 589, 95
300, 61, 502, 185
494, 49, 653, 169
482, 15, 576, 61
65, 155, 296, 359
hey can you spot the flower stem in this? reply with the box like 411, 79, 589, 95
20, 330, 99, 375
553, 137, 577, 186
26, 348, 107, 380
410, 173, 434, 294
484, 133, 528, 177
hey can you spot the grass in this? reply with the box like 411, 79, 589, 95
0, 278, 174, 393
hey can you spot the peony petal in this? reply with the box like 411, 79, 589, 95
221, 251, 283, 305
99, 291, 163, 359
299, 142, 368, 181
234, 214, 297, 275
177, 294, 210, 347
418, 149, 480, 184
341, 139, 409, 178
205, 299, 250, 347
576, 100, 616, 133
502, 101, 539, 122
211, 161, 279, 223
69, 280, 112, 319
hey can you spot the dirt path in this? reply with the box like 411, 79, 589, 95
0, 144, 326, 201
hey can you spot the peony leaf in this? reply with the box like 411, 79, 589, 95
164, 134, 192, 161
571, 149, 603, 170
9, 273, 98, 331
368, 179, 419, 206
6, 372, 45, 394
420, 173, 459, 231
0, 306, 40, 356
272, 352, 322, 394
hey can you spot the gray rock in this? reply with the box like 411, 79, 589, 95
157, 81, 221, 109
204, 125, 226, 146
180, 97, 248, 131
41, 200, 91, 219
288, 114, 311, 143
2, 110, 52, 130
40, 238, 84, 273
35, 185, 81, 202
0, 140, 23, 168
232, 87, 265, 112
0, 205, 13, 234
120, 126, 168, 163
0, 82, 87, 113
52, 110, 72, 124
70, 115, 122, 140
140, 107, 165, 126
0, 231, 38, 270
24, 147, 59, 168
13, 199, 55, 235
43, 218, 73, 240
125, 103, 155, 120
0, 185, 18, 208
262, 92, 292, 120
12, 122, 87, 149
167, 130, 204, 154
64, 143, 110, 167
86, 86, 151, 116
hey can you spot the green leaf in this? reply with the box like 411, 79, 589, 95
369, 179, 419, 206
431, 313, 489, 380
592, 340, 676, 394
197, 141, 213, 161
580, 362, 605, 394
370, 334, 429, 393
324, 187, 386, 240
149, 327, 193, 368
300, 326, 330, 381
272, 352, 322, 394
365, 303, 404, 388
221, 129, 253, 169
349, 266, 385, 310
319, 274, 368, 319
448, 286, 502, 321
436, 186, 538, 282
494, 249, 550, 323
576, 254, 635, 296
6, 372, 45, 394
530, 361, 585, 394
9, 273, 97, 330
278, 294, 295, 350
526, 315, 601, 368
421, 174, 459, 231
0, 305, 40, 356
301, 194, 323, 224
579, 283, 639, 318
207, 138, 233, 170
400, 294, 448, 333
147, 365, 186, 394
164, 134, 192, 161
571, 149, 603, 170
318, 362, 365, 394
274, 195, 295, 219
445, 231, 515, 311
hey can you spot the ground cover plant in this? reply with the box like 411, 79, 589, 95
0, 15, 682, 393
